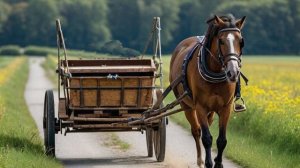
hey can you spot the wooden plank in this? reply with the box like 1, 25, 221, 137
82, 79, 97, 106
63, 59, 154, 67
63, 59, 156, 74
73, 124, 132, 129
141, 78, 154, 107
70, 79, 80, 106
99, 79, 121, 106
68, 77, 154, 108
73, 117, 129, 122
58, 98, 68, 119
68, 67, 156, 74
124, 78, 138, 106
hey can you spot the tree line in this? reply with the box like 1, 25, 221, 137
0, 0, 299, 55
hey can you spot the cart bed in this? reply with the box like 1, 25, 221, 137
61, 59, 157, 112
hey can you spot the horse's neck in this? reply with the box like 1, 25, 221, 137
206, 38, 223, 73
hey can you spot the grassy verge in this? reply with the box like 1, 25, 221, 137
0, 56, 61, 168
42, 55, 58, 85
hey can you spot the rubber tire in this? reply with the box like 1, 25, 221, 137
43, 90, 55, 157
146, 127, 153, 157
153, 117, 166, 162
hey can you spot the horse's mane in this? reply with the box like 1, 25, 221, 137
203, 14, 237, 50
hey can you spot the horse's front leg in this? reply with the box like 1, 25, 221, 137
214, 107, 231, 168
196, 104, 213, 168
184, 110, 204, 167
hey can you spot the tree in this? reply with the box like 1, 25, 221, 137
0, 3, 28, 46
60, 0, 111, 51
25, 0, 59, 46
108, 0, 140, 49
0, 1, 11, 32
136, 0, 180, 52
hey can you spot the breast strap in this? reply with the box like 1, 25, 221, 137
181, 36, 204, 98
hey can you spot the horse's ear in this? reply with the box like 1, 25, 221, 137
214, 15, 225, 26
236, 16, 246, 29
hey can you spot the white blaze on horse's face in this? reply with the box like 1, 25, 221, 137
225, 33, 240, 82
227, 33, 235, 53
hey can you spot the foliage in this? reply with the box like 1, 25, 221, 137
0, 45, 21, 55
99, 40, 140, 57
60, 0, 111, 51
0, 0, 299, 54
23, 45, 110, 58
24, 46, 51, 56
25, 0, 59, 46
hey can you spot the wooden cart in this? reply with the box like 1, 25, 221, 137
43, 18, 166, 161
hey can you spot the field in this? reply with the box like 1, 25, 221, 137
0, 56, 61, 168
44, 54, 300, 168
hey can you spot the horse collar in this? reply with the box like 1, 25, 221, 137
196, 36, 227, 83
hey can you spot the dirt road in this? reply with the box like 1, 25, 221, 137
25, 57, 240, 168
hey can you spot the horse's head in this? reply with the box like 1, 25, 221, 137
213, 15, 246, 82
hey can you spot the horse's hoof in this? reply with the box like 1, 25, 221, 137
205, 162, 213, 168
214, 162, 223, 168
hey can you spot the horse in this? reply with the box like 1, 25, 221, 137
169, 15, 246, 168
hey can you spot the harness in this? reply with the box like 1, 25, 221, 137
181, 28, 248, 98
181, 36, 204, 98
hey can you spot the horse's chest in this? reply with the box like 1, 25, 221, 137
202, 92, 232, 111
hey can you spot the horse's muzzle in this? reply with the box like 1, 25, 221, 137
226, 60, 240, 82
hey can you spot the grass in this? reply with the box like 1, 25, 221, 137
0, 57, 14, 68
103, 133, 131, 151
0, 56, 61, 168
42, 55, 58, 85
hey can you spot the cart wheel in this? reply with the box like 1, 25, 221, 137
146, 127, 153, 157
153, 117, 166, 162
43, 90, 55, 157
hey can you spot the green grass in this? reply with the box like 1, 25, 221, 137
0, 57, 14, 68
103, 133, 131, 151
0, 56, 61, 168
24, 45, 113, 58
42, 56, 58, 85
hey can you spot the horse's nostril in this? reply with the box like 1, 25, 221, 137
227, 71, 232, 78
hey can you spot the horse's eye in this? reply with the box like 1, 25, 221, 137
219, 40, 225, 45
240, 38, 244, 48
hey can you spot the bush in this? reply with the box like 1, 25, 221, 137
99, 40, 140, 57
0, 45, 22, 56
24, 46, 52, 56
121, 48, 140, 57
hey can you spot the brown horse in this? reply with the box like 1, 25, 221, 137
169, 15, 246, 168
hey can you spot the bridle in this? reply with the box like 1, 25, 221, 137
217, 27, 244, 68
197, 27, 245, 83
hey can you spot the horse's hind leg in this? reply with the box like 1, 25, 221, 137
214, 107, 231, 168
184, 109, 204, 167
